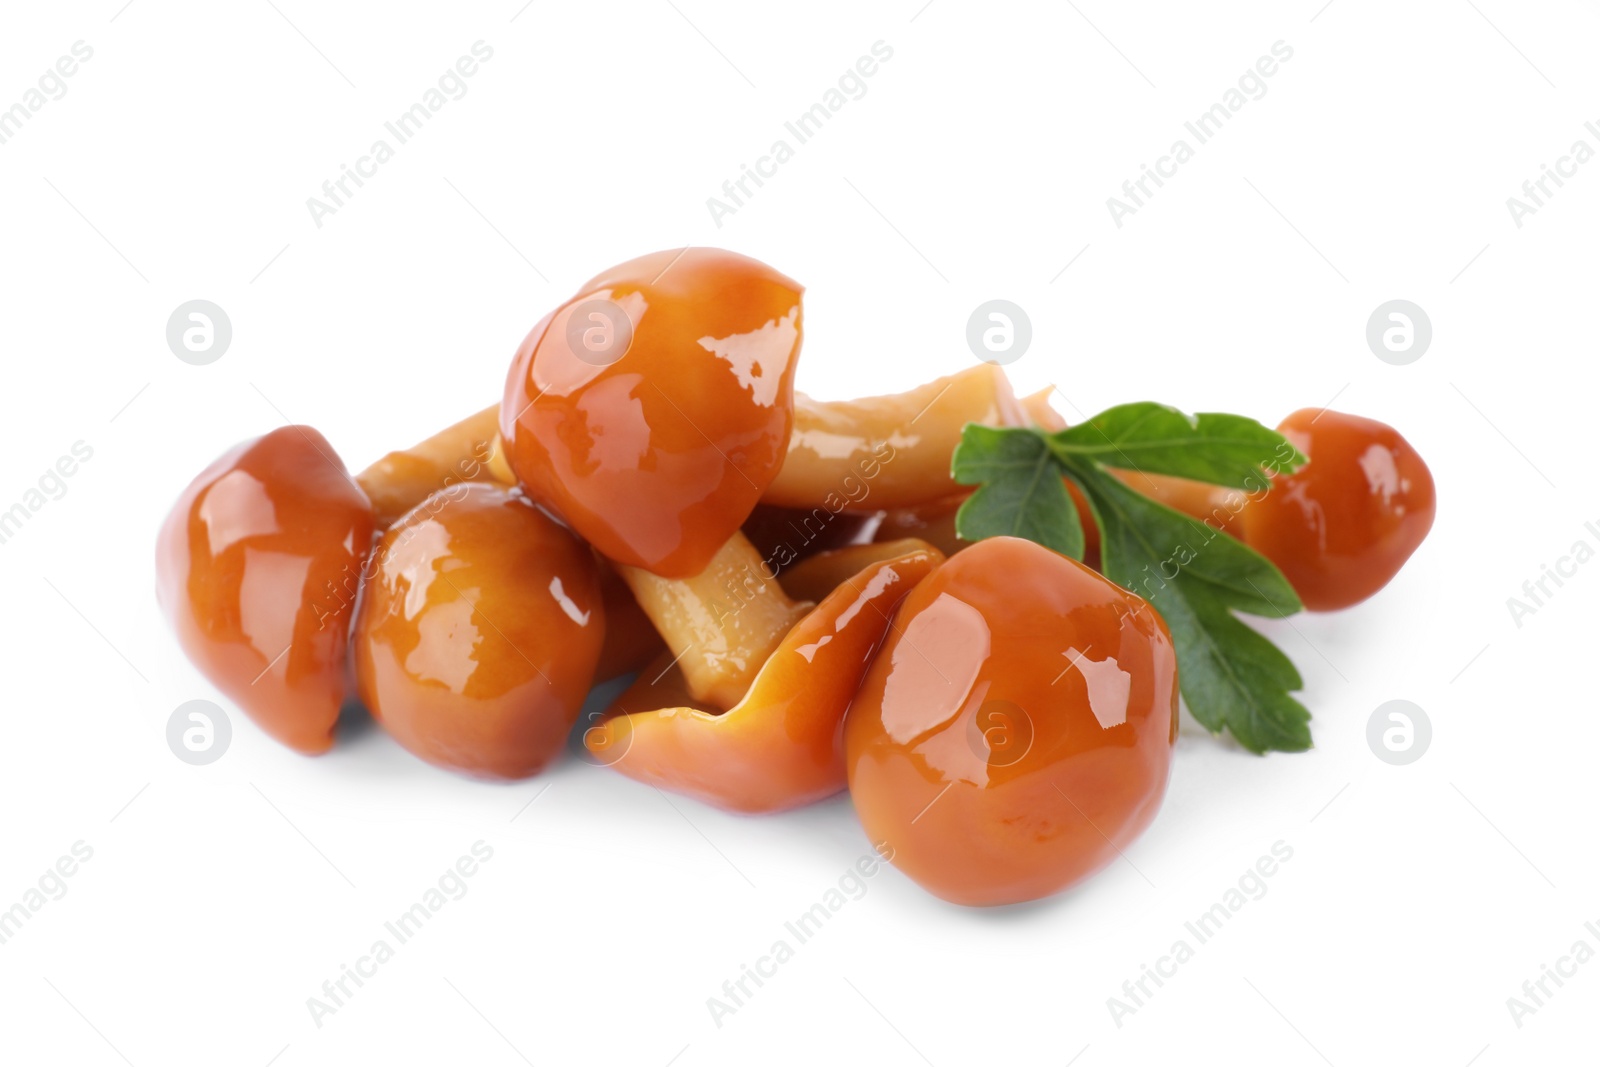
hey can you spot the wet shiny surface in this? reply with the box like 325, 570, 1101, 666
354, 483, 604, 779
593, 554, 665, 683
762, 365, 1026, 512
845, 536, 1178, 907
778, 538, 940, 604
357, 405, 509, 528
871, 483, 1105, 566
618, 532, 813, 711
1241, 408, 1436, 612
155, 426, 375, 755
501, 248, 803, 577
588, 546, 943, 813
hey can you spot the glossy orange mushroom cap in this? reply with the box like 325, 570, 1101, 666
1241, 408, 1437, 612
155, 426, 375, 755
500, 248, 804, 577
846, 536, 1179, 907
353, 483, 605, 780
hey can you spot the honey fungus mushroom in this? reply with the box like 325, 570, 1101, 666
499, 248, 813, 709
586, 544, 943, 813
500, 248, 803, 577
355, 405, 514, 528
356, 406, 660, 682
155, 426, 376, 755
761, 364, 1028, 512
846, 536, 1179, 906
352, 483, 604, 780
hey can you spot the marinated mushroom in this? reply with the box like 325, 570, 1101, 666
846, 536, 1178, 907
864, 388, 1097, 561
353, 483, 604, 779
1239, 408, 1436, 611
761, 364, 1027, 512
359, 407, 656, 681
500, 248, 802, 577
618, 534, 812, 709
1017, 386, 1062, 430
499, 248, 811, 708
156, 426, 376, 754
586, 545, 943, 813
356, 405, 514, 528
148, 241, 1442, 909
1030, 404, 1439, 611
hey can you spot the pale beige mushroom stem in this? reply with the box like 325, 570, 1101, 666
617, 368, 1019, 705
616, 531, 813, 711
356, 405, 515, 526
760, 364, 1027, 512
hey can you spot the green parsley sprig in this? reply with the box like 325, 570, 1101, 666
952, 402, 1313, 754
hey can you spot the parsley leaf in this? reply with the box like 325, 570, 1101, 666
1057, 462, 1311, 753
1049, 402, 1306, 488
950, 426, 1084, 559
951, 405, 1313, 754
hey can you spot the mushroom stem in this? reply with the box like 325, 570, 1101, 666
1019, 387, 1067, 432
617, 531, 813, 710
760, 364, 1026, 512
356, 405, 514, 526
589, 545, 944, 814
1126, 474, 1245, 535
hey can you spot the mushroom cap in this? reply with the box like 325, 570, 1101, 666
353, 482, 605, 780
844, 536, 1179, 907
1241, 408, 1436, 612
155, 426, 375, 755
500, 248, 803, 577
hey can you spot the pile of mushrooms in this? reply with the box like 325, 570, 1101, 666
156, 250, 1026, 800
156, 246, 1439, 907
153, 249, 1226, 783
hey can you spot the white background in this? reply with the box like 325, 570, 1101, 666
1, 1, 1595, 1064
